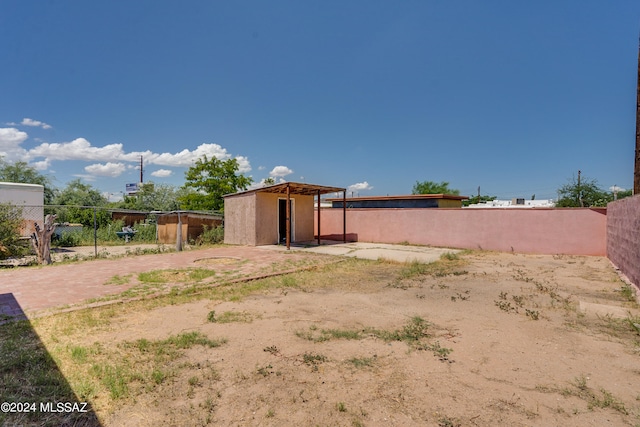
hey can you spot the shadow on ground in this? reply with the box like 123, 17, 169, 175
0, 293, 101, 426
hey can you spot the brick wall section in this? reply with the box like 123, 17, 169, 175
607, 195, 640, 287
316, 208, 607, 256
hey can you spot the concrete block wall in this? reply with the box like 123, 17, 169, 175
607, 195, 640, 287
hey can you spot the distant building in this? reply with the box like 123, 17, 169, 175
327, 194, 468, 209
465, 198, 555, 208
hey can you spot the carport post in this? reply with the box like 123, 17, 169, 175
343, 190, 346, 243
317, 189, 321, 246
286, 184, 291, 250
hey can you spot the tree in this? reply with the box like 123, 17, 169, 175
556, 174, 611, 207
412, 180, 460, 195
31, 214, 56, 265
463, 194, 497, 206
179, 156, 253, 211
0, 158, 56, 203
53, 179, 110, 226
118, 182, 185, 212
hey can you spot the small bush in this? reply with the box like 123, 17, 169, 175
197, 225, 224, 245
0, 203, 26, 259
56, 231, 82, 247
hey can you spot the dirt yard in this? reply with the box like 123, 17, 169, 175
29, 251, 640, 426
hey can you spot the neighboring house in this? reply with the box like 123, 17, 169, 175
224, 182, 346, 248
327, 194, 468, 209
0, 181, 44, 236
465, 199, 556, 208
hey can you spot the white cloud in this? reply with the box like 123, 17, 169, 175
0, 127, 29, 161
84, 162, 126, 177
270, 165, 293, 177
20, 118, 52, 129
348, 181, 373, 193
146, 143, 231, 167
151, 169, 173, 178
31, 159, 51, 170
0, 130, 253, 179
235, 155, 252, 173
29, 138, 125, 161
609, 185, 626, 192
72, 173, 97, 182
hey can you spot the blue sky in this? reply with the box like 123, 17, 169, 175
1, 1, 638, 201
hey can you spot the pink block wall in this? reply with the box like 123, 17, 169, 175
607, 195, 640, 287
315, 208, 607, 256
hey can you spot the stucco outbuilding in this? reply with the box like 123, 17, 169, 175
223, 182, 346, 248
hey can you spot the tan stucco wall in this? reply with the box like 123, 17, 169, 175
316, 207, 607, 256
255, 192, 279, 245
224, 193, 257, 245
295, 195, 315, 242
224, 192, 316, 246
254, 193, 315, 245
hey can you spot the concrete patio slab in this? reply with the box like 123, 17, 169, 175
259, 241, 459, 263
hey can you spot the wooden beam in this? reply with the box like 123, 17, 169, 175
286, 183, 291, 250
343, 190, 346, 243
317, 189, 321, 245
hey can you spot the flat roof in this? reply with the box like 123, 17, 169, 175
326, 193, 469, 202
0, 181, 44, 191
224, 182, 346, 198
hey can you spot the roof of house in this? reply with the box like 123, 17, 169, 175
325, 193, 469, 202
224, 182, 346, 198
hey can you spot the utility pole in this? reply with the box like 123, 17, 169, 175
578, 170, 584, 207
140, 155, 144, 183
635, 36, 640, 194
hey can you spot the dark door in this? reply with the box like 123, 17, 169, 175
278, 199, 293, 243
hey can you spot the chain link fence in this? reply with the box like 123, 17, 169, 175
16, 204, 45, 237
1, 202, 224, 261
13, 204, 222, 246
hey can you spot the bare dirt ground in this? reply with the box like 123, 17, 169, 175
39, 251, 640, 426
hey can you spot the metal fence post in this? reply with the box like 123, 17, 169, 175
176, 210, 182, 251
93, 207, 97, 257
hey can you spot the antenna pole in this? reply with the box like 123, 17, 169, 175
635, 36, 640, 194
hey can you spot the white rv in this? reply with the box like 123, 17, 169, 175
0, 182, 44, 236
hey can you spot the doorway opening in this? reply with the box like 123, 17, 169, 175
278, 198, 294, 243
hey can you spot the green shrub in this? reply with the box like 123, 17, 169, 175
0, 203, 27, 259
56, 231, 82, 247
197, 225, 224, 245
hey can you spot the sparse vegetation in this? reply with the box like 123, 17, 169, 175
2, 249, 638, 426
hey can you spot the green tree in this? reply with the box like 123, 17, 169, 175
463, 194, 497, 206
0, 158, 56, 203
53, 179, 110, 226
118, 182, 184, 211
412, 180, 460, 195
0, 203, 25, 259
556, 174, 611, 207
179, 156, 252, 211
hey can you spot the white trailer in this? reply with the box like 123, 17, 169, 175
0, 181, 44, 236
